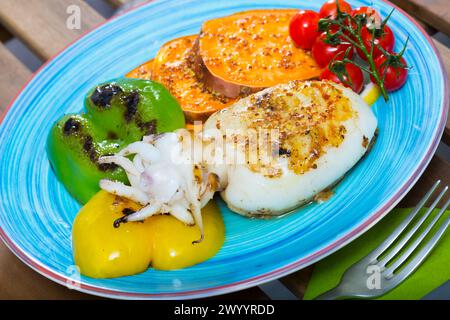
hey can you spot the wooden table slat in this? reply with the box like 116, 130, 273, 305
432, 39, 450, 144
280, 268, 313, 299
391, 0, 450, 37
399, 155, 450, 207
108, 0, 130, 7
0, 44, 31, 112
0, 241, 93, 299
0, 27, 12, 43
0, 0, 104, 61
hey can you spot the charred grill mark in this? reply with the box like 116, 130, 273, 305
137, 118, 157, 135
122, 91, 140, 122
91, 84, 123, 108
96, 152, 118, 172
122, 208, 136, 216
339, 125, 347, 139
254, 91, 272, 110
98, 162, 118, 172
114, 208, 143, 228
366, 130, 378, 153
362, 135, 369, 148
82, 136, 119, 172
107, 131, 118, 140
81, 135, 99, 164
89, 149, 97, 163
63, 118, 81, 135
278, 147, 291, 157
83, 136, 93, 153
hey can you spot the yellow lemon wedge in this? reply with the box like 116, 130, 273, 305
361, 83, 381, 106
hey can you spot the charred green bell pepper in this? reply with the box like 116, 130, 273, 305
47, 78, 185, 204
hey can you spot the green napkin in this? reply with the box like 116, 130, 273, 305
304, 208, 450, 300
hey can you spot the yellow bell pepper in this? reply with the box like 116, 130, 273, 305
72, 191, 225, 278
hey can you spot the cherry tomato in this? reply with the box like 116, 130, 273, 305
320, 62, 364, 93
319, 0, 352, 19
350, 6, 382, 29
312, 32, 354, 68
357, 25, 395, 60
289, 10, 321, 50
370, 53, 408, 92
351, 7, 381, 25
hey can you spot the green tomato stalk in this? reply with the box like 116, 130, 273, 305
318, 2, 409, 102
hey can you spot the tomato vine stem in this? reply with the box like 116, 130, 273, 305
318, 2, 406, 102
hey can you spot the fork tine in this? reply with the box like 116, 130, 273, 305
384, 196, 450, 277
367, 180, 441, 263
377, 186, 448, 267
386, 215, 449, 287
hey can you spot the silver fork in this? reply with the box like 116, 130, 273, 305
315, 180, 450, 300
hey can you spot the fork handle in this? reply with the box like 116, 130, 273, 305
314, 287, 344, 300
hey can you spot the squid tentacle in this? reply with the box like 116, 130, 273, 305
99, 179, 149, 205
125, 202, 162, 222
118, 141, 160, 163
98, 156, 140, 177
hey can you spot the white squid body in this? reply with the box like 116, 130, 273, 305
203, 81, 377, 216
99, 81, 377, 239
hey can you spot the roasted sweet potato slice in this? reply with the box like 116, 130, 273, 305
152, 35, 235, 122
198, 9, 321, 97
126, 59, 154, 80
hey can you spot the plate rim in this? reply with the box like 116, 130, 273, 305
0, 0, 448, 299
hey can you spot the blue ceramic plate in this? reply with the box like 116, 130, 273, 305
0, 0, 447, 299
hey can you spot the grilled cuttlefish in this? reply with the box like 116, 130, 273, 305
203, 80, 377, 216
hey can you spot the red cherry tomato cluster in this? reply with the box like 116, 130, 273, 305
289, 10, 321, 50
319, 0, 352, 19
357, 24, 395, 60
350, 6, 382, 28
371, 53, 408, 91
312, 32, 354, 68
320, 59, 364, 93
289, 0, 409, 94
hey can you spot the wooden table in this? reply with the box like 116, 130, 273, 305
0, 0, 448, 300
